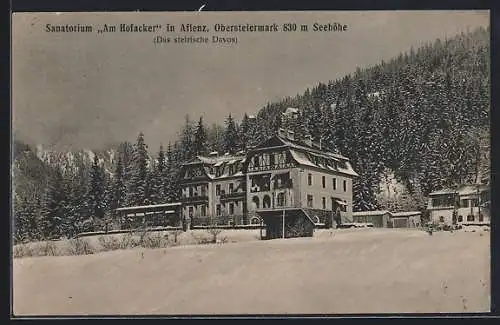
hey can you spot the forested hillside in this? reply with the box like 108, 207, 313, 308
12, 27, 490, 243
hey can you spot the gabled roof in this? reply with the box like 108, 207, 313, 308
249, 135, 358, 177
250, 135, 349, 160
428, 188, 457, 196
429, 184, 490, 196
457, 184, 489, 196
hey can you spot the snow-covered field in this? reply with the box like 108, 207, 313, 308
13, 228, 490, 315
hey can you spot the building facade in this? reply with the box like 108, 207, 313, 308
179, 153, 246, 227
179, 130, 359, 236
428, 184, 490, 225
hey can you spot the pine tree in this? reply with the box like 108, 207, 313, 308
180, 115, 195, 162
239, 113, 250, 152
111, 155, 126, 215
71, 151, 91, 234
164, 142, 175, 201
41, 167, 66, 239
307, 106, 324, 144
87, 154, 106, 230
127, 132, 149, 206
291, 110, 308, 143
148, 145, 167, 204
223, 113, 239, 154
207, 123, 225, 154
119, 141, 135, 207
13, 195, 28, 244
194, 116, 208, 156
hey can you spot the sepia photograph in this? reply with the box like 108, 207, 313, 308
11, 10, 491, 316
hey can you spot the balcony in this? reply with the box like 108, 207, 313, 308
180, 195, 209, 203
220, 191, 246, 201
255, 203, 302, 212
247, 162, 295, 173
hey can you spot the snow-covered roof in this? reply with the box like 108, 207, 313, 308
288, 149, 358, 177
391, 211, 421, 218
277, 135, 348, 160
337, 162, 359, 177
353, 210, 391, 217
428, 188, 457, 196
457, 184, 489, 196
181, 154, 245, 166
429, 184, 489, 197
289, 149, 315, 168
282, 107, 299, 116
115, 202, 182, 212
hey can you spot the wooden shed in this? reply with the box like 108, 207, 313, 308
390, 211, 422, 228
352, 210, 392, 228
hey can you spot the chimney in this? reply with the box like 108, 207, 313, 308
287, 130, 295, 141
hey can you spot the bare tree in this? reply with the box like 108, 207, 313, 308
206, 215, 223, 243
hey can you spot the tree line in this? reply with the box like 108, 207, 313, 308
13, 27, 490, 243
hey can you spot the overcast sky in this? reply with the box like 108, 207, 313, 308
12, 10, 489, 151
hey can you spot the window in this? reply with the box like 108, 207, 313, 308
439, 216, 444, 223
322, 197, 326, 210
201, 205, 207, 216
460, 199, 469, 208
263, 195, 271, 208
229, 183, 234, 194
458, 215, 463, 222
216, 204, 221, 216
433, 196, 455, 207
188, 207, 194, 218
252, 196, 260, 209
189, 187, 194, 197
307, 195, 313, 208
277, 192, 285, 207
471, 199, 479, 207
322, 176, 326, 188
201, 185, 206, 197
333, 178, 337, 190
270, 154, 275, 166
479, 214, 484, 222
308, 173, 312, 186
216, 184, 221, 196
343, 180, 347, 192
467, 215, 474, 222
229, 203, 234, 215
254, 156, 260, 167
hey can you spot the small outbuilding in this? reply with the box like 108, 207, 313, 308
352, 210, 392, 228
390, 211, 422, 228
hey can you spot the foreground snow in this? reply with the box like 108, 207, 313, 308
13, 229, 490, 315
